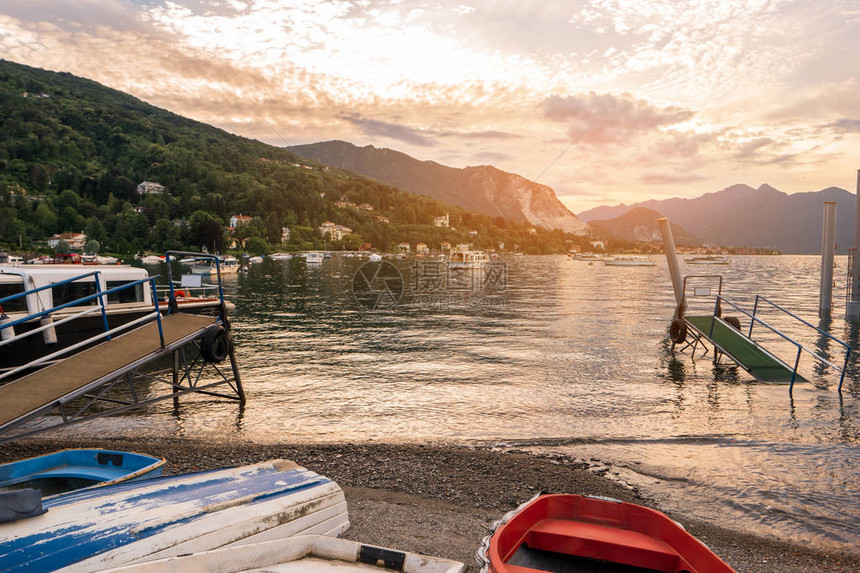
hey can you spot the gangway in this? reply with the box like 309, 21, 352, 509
0, 253, 244, 442
671, 276, 852, 394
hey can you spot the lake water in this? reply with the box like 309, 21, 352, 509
58, 254, 860, 553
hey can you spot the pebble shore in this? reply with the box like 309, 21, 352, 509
1, 437, 857, 572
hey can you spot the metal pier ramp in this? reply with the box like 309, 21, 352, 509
0, 313, 220, 438
684, 315, 807, 384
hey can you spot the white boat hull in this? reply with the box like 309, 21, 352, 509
99, 535, 465, 573
0, 460, 348, 573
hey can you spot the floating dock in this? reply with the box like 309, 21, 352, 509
683, 315, 806, 384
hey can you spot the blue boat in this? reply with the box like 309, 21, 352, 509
0, 449, 165, 497
0, 459, 349, 573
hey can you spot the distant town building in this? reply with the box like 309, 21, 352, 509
137, 181, 164, 195
415, 242, 430, 255
468, 230, 478, 237
335, 196, 356, 209
527, 227, 538, 236
281, 227, 291, 243
48, 232, 87, 250
359, 203, 374, 211
440, 241, 452, 252
230, 214, 253, 228
360, 243, 372, 251
372, 214, 390, 224
590, 240, 605, 250
318, 221, 353, 241
433, 213, 449, 228
397, 242, 411, 252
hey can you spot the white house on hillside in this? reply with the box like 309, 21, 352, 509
230, 214, 253, 228
137, 181, 164, 195
48, 232, 87, 250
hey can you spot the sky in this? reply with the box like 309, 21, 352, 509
2, 0, 860, 214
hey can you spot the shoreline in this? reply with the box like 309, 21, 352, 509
1, 437, 857, 572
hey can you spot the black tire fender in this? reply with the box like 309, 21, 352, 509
670, 319, 687, 344
201, 325, 232, 363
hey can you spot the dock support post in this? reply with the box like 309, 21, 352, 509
848, 170, 860, 321
658, 217, 685, 317
820, 201, 837, 317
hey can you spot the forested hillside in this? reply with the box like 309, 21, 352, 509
0, 60, 588, 255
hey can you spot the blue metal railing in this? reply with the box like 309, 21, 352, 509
711, 294, 852, 394
0, 270, 164, 379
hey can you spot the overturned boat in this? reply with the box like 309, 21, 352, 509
0, 459, 348, 573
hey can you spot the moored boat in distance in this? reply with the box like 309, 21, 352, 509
603, 255, 655, 267
139, 255, 164, 265
685, 255, 730, 265
304, 252, 324, 264
0, 459, 349, 573
478, 493, 735, 573
0, 449, 164, 497
188, 255, 240, 275
570, 252, 603, 262
97, 535, 465, 573
448, 244, 489, 268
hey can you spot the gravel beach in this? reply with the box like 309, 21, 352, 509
1, 437, 857, 572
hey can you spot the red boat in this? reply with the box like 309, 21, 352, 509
479, 494, 736, 573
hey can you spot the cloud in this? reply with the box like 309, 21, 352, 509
639, 173, 709, 185
540, 92, 694, 144
735, 137, 775, 158
822, 118, 860, 134
1, 0, 147, 33
437, 129, 522, 141
470, 151, 515, 164
338, 113, 437, 147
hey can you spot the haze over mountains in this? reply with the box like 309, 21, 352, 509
589, 207, 702, 246
288, 141, 589, 235
579, 184, 856, 254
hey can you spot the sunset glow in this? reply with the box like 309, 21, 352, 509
2, 0, 859, 212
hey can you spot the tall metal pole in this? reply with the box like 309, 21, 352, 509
848, 170, 860, 321
820, 201, 837, 317
658, 217, 685, 317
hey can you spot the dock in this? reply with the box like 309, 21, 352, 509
683, 315, 806, 384
0, 313, 216, 432
0, 251, 246, 442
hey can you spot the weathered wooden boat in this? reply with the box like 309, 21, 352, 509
477, 494, 735, 573
98, 535, 465, 572
0, 459, 349, 573
0, 449, 165, 497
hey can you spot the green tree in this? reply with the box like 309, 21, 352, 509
84, 239, 100, 254
84, 216, 107, 244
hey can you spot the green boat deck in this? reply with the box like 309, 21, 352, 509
684, 315, 806, 384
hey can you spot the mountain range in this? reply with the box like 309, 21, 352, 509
290, 141, 854, 254
589, 207, 702, 246
579, 184, 856, 254
288, 141, 589, 235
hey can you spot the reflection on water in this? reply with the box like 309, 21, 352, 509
54, 255, 858, 552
